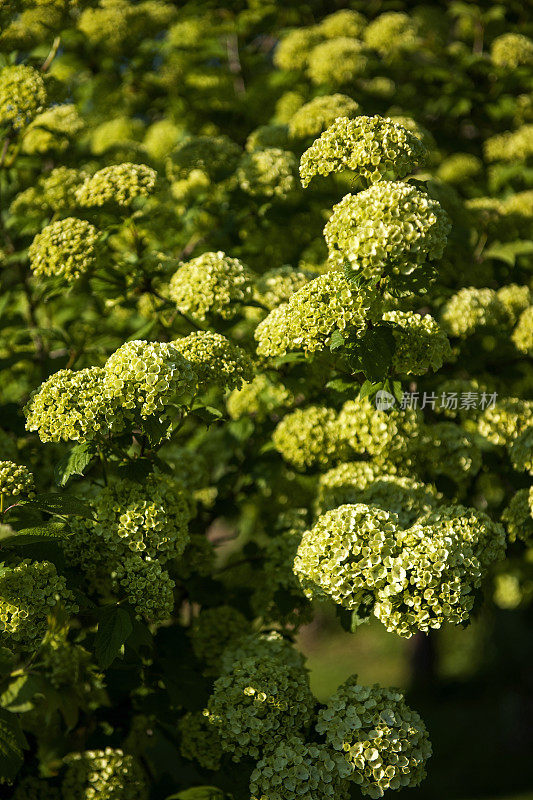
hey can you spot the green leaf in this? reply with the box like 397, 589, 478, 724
356, 326, 396, 382
142, 414, 173, 447
484, 240, 533, 266
0, 675, 46, 713
166, 787, 225, 800
0, 707, 27, 784
325, 378, 354, 394
192, 406, 224, 426
18, 493, 94, 519
359, 379, 381, 400
329, 329, 345, 352
95, 606, 133, 669
337, 605, 371, 633
0, 523, 69, 548
54, 443, 95, 487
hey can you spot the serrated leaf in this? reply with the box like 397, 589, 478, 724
54, 443, 95, 487
95, 606, 133, 669
142, 414, 173, 447
18, 493, 94, 519
357, 326, 396, 382
329, 329, 345, 352
192, 406, 224, 426
359, 380, 381, 400
0, 523, 69, 549
0, 707, 27, 784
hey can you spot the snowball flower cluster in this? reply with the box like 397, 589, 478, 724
484, 125, 533, 163
0, 461, 34, 501
512, 306, 533, 355
316, 677, 431, 798
490, 33, 533, 68
0, 560, 78, 651
22, 104, 84, 154
254, 265, 311, 310
440, 288, 508, 337
172, 331, 254, 391
324, 181, 450, 283
179, 711, 224, 771
255, 270, 379, 357
273, 406, 349, 470
75, 163, 157, 207
62, 748, 148, 800
477, 398, 533, 446
300, 116, 427, 188
307, 38, 369, 86
227, 374, 294, 422
383, 311, 451, 375
189, 605, 250, 674
289, 94, 360, 140
0, 64, 46, 129
364, 12, 419, 55
508, 427, 533, 475
237, 148, 298, 198
169, 251, 254, 320
29, 218, 101, 283
11, 167, 88, 216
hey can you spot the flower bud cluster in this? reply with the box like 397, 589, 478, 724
254, 266, 311, 310
501, 489, 533, 546
512, 306, 533, 355
237, 148, 298, 198
22, 104, 84, 154
307, 39, 369, 86
75, 163, 157, 207
440, 288, 508, 337
178, 711, 224, 771
508, 427, 533, 475
477, 398, 533, 446
383, 311, 451, 375
364, 12, 419, 56
484, 125, 533, 163
0, 461, 34, 500
289, 94, 360, 140
173, 331, 254, 391
29, 218, 101, 283
62, 748, 148, 800
0, 64, 46, 129
273, 406, 349, 470
189, 605, 250, 674
490, 33, 533, 68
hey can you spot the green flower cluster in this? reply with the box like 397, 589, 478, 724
374, 506, 506, 637
317, 462, 385, 513
245, 124, 290, 153
22, 104, 84, 154
273, 406, 348, 470
220, 631, 306, 676
484, 125, 533, 163
170, 135, 241, 181
189, 605, 250, 674
29, 218, 101, 283
169, 251, 254, 320
0, 559, 78, 650
383, 311, 451, 375
477, 398, 533, 446
307, 39, 369, 86
300, 116, 427, 188
143, 118, 180, 161
204, 652, 314, 761
178, 711, 224, 771
436, 153, 482, 185
512, 306, 533, 355
419, 422, 482, 483
255, 271, 379, 357
316, 677, 431, 798
324, 182, 450, 283
237, 148, 298, 198
75, 163, 157, 207
11, 167, 88, 216
0, 460, 34, 501
273, 29, 324, 72
490, 33, 533, 68
508, 427, 533, 475
227, 375, 294, 421
250, 736, 351, 800
111, 555, 176, 621
502, 489, 533, 545
318, 10, 366, 39
364, 12, 419, 56
497, 285, 531, 325
41, 631, 103, 692
78, 0, 175, 52
0, 64, 46, 129
104, 339, 196, 418
62, 748, 148, 800
254, 266, 311, 310
440, 288, 509, 337
90, 115, 144, 156
289, 94, 360, 140
172, 331, 254, 391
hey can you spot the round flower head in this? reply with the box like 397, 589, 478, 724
179, 711, 224, 771
221, 631, 306, 675
484, 125, 533, 163
0, 461, 34, 502
501, 488, 533, 546
170, 135, 240, 181
508, 427, 533, 475
497, 284, 531, 326
204, 652, 315, 761
255, 271, 379, 357
307, 38, 369, 86
293, 504, 401, 612
189, 605, 251, 674
25, 367, 124, 443
254, 266, 311, 310
273, 406, 349, 471
245, 124, 290, 152
0, 64, 46, 130
250, 736, 351, 800
173, 331, 254, 392
90, 115, 144, 156
440, 288, 507, 337
62, 748, 148, 800
317, 462, 386, 513
436, 153, 482, 185
316, 676, 431, 798
318, 10, 366, 39
273, 28, 324, 72
491, 33, 533, 68
168, 251, 254, 321
383, 311, 451, 375
22, 104, 84, 154
289, 94, 360, 140
237, 148, 298, 198
324, 181, 450, 284
374, 506, 506, 638
29, 218, 101, 283
512, 306, 533, 355
419, 422, 481, 483
104, 339, 196, 418
227, 374, 294, 422
111, 555, 175, 621
0, 559, 78, 651
75, 163, 157, 208
143, 118, 180, 161
364, 12, 419, 56
477, 398, 533, 446
11, 167, 88, 216
300, 116, 427, 188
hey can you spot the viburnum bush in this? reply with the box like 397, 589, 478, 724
0, 1, 531, 798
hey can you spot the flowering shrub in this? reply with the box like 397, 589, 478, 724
0, 2, 531, 798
